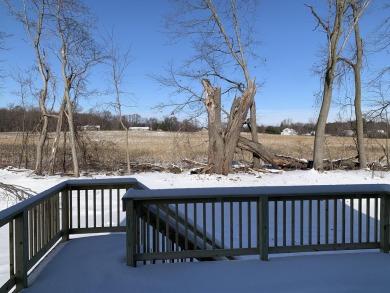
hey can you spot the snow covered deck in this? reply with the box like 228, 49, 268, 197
23, 233, 390, 293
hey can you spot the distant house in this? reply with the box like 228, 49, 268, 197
281, 128, 297, 136
341, 130, 355, 137
79, 125, 100, 131
129, 127, 150, 131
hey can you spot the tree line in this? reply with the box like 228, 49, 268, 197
0, 106, 201, 132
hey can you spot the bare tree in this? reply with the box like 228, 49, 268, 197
337, 0, 371, 169
10, 67, 35, 168
103, 29, 134, 174
4, 0, 52, 175
51, 0, 102, 177
366, 83, 390, 167
306, 0, 370, 170
156, 0, 263, 175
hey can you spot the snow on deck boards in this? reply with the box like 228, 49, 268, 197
24, 233, 390, 293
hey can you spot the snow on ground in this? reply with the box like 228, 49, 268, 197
1, 168, 390, 292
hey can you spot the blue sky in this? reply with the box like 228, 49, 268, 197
0, 0, 388, 126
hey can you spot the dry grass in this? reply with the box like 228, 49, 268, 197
0, 131, 388, 171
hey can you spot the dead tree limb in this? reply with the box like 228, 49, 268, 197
0, 182, 36, 202
237, 136, 279, 168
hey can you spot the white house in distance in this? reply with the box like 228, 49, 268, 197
129, 126, 150, 131
79, 125, 100, 131
281, 128, 298, 136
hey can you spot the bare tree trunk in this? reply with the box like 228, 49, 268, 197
310, 0, 347, 170
64, 91, 79, 177
62, 128, 67, 173
119, 114, 131, 174
313, 82, 334, 170
250, 101, 261, 168
35, 110, 48, 175
48, 96, 66, 175
352, 0, 367, 169
202, 79, 224, 173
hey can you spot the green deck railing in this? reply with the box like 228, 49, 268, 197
122, 184, 390, 266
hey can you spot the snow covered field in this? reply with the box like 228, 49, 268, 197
1, 168, 390, 292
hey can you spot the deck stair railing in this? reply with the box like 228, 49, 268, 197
122, 184, 390, 267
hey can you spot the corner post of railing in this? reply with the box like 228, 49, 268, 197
259, 195, 269, 261
380, 195, 390, 253
126, 198, 136, 267
61, 189, 70, 242
14, 210, 28, 291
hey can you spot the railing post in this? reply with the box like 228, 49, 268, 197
14, 210, 28, 291
380, 196, 390, 253
259, 196, 269, 261
126, 199, 136, 267
61, 189, 70, 242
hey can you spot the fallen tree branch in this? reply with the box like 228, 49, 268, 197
237, 136, 280, 168
275, 154, 308, 164
0, 182, 37, 202
182, 158, 208, 167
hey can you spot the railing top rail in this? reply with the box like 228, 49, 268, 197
0, 177, 145, 228
66, 177, 146, 189
123, 184, 390, 202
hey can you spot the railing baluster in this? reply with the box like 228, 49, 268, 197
29, 210, 33, 258
325, 199, 329, 244
308, 199, 312, 245
212, 201, 216, 249
366, 198, 370, 243
375, 197, 379, 242
350, 198, 354, 243
239, 201, 242, 249
69, 190, 73, 229
300, 200, 303, 245
156, 204, 160, 254
230, 201, 233, 249
184, 203, 188, 251
101, 189, 104, 228
203, 201, 207, 250
333, 199, 337, 244
93, 189, 96, 228
291, 200, 295, 246
38, 203, 42, 250
165, 204, 169, 255
317, 200, 321, 245
193, 203, 197, 250
283, 200, 286, 246
342, 198, 346, 243
248, 201, 251, 248
221, 200, 225, 248
77, 190, 80, 229
274, 201, 278, 246
380, 196, 390, 253
109, 188, 112, 228
358, 197, 362, 243
174, 204, 179, 253
259, 196, 269, 261
117, 189, 120, 227
85, 190, 88, 228
147, 204, 151, 254
9, 220, 14, 279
